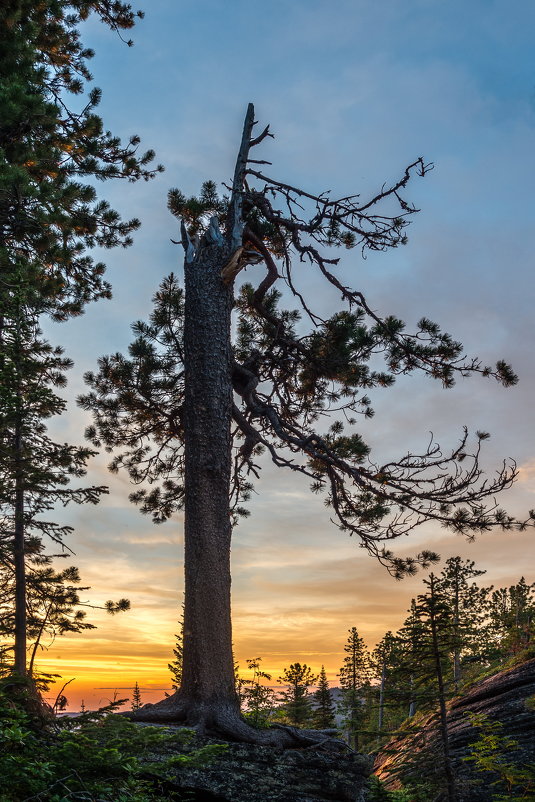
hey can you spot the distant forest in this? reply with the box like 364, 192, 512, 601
225, 559, 535, 745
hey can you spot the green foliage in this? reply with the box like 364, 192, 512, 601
0, 303, 106, 542
240, 657, 275, 728
0, 688, 225, 801
367, 776, 432, 802
168, 606, 184, 691
80, 274, 187, 524
312, 665, 336, 729
277, 662, 317, 726
0, 0, 162, 320
131, 680, 142, 711
338, 627, 372, 749
367, 776, 394, 800
168, 180, 228, 237
339, 627, 372, 691
484, 578, 535, 661
434, 557, 491, 689
464, 712, 535, 800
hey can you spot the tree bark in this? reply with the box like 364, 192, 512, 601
131, 229, 241, 730
13, 311, 26, 677
453, 576, 461, 692
13, 411, 26, 676
408, 676, 416, 717
429, 591, 456, 802
378, 660, 386, 732
181, 234, 237, 722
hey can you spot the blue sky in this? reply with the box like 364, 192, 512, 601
39, 0, 535, 708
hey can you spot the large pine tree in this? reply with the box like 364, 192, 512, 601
0, 1, 158, 685
0, 0, 162, 319
0, 285, 108, 676
80, 104, 530, 743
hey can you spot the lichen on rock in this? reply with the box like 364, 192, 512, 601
144, 731, 372, 801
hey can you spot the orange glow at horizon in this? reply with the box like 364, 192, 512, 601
30, 496, 534, 713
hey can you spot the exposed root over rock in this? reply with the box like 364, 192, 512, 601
126, 691, 345, 749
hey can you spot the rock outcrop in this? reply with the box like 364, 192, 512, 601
146, 734, 372, 802
374, 656, 535, 801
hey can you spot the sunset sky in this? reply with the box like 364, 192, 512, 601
37, 0, 535, 711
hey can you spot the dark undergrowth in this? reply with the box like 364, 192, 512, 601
0, 679, 226, 802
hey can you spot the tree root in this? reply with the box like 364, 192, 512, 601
126, 692, 347, 750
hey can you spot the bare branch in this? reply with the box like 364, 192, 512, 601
228, 103, 256, 252
249, 124, 274, 148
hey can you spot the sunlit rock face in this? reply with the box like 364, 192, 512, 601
149, 738, 372, 801
374, 656, 535, 801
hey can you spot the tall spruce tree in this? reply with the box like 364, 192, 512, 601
411, 574, 457, 802
80, 104, 530, 743
338, 627, 372, 749
0, 290, 108, 676
371, 631, 404, 738
0, 1, 158, 686
397, 598, 435, 718
435, 557, 490, 690
486, 577, 535, 658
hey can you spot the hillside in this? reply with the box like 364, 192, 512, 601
374, 655, 535, 800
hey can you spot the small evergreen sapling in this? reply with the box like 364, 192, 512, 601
241, 657, 274, 727
168, 606, 184, 691
131, 681, 142, 711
